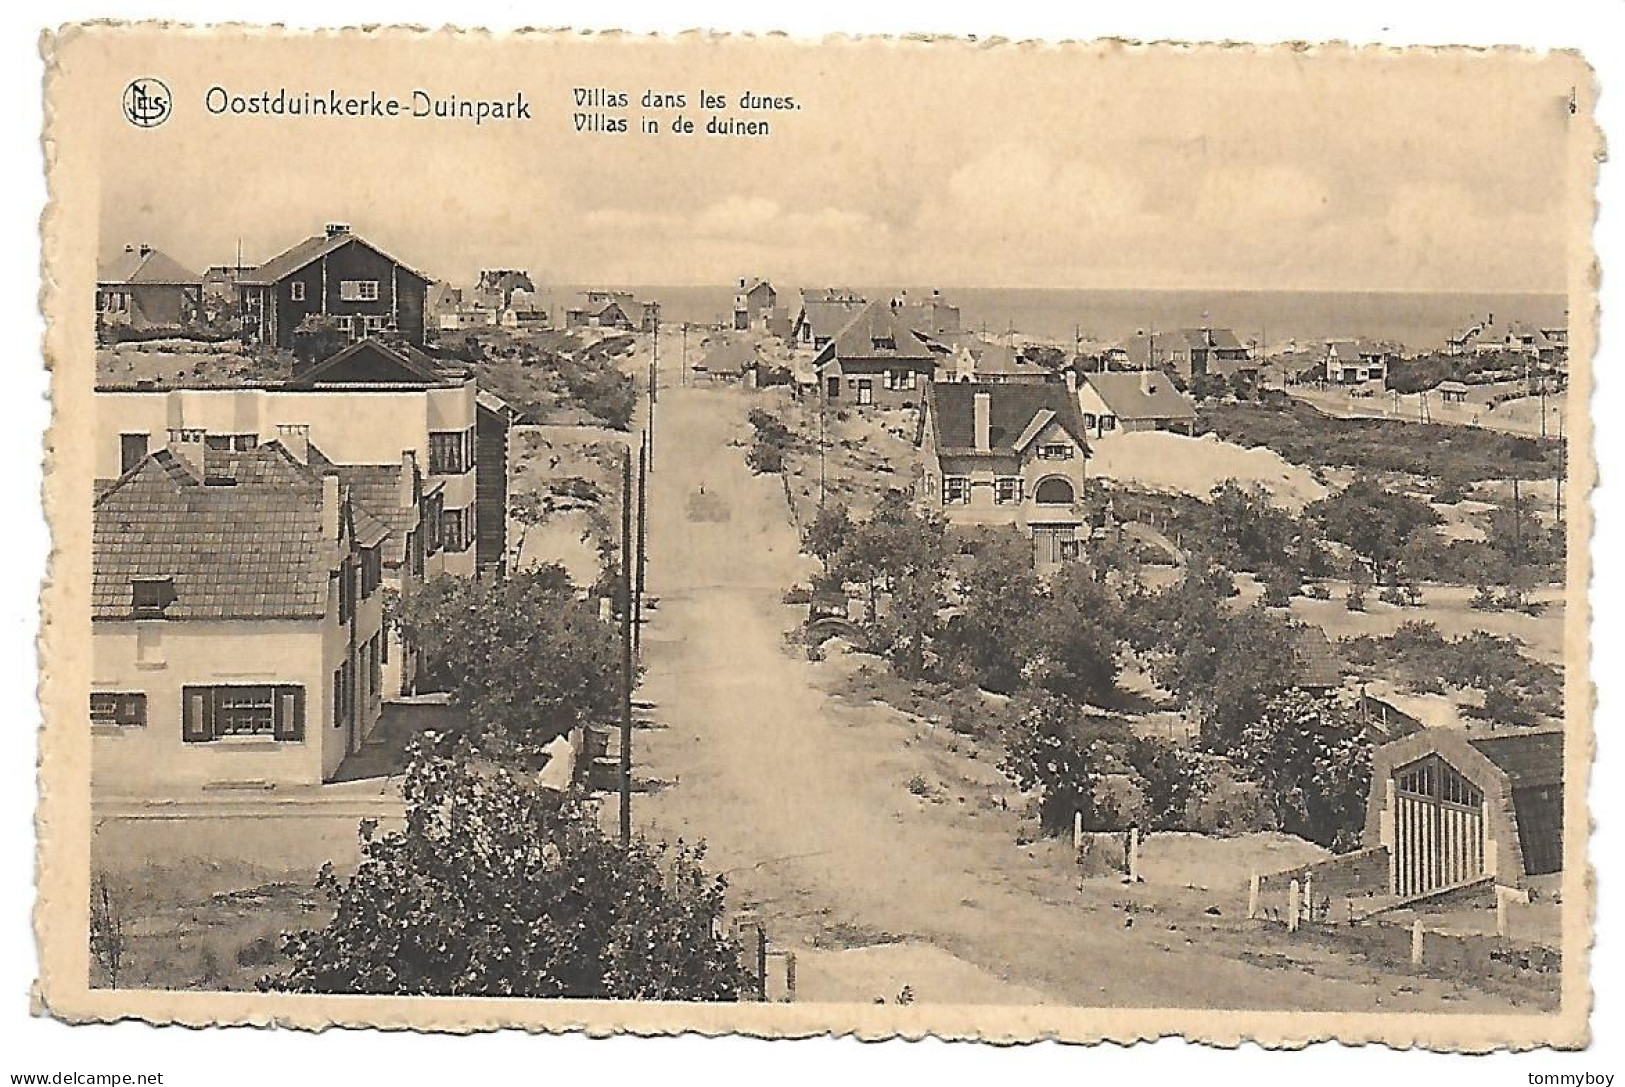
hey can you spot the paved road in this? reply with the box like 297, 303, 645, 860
628, 381, 1547, 1011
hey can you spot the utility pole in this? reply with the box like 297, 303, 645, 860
634, 434, 648, 661
619, 447, 634, 847
681, 322, 689, 387
818, 389, 827, 509
648, 314, 658, 471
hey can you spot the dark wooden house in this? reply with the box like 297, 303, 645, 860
237, 224, 432, 349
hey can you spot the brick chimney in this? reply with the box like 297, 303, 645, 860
165, 427, 207, 478
325, 223, 351, 238
276, 422, 311, 465
973, 390, 992, 452
1065, 367, 1078, 393
138, 243, 152, 258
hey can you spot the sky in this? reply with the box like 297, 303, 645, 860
89, 33, 1583, 292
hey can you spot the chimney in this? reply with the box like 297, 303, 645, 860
1065, 367, 1078, 393
739, 277, 746, 288
123, 244, 135, 254
1141, 368, 1155, 396
322, 474, 341, 541
166, 428, 208, 478
276, 422, 310, 465
399, 450, 418, 511
973, 390, 992, 452
325, 222, 351, 238
139, 244, 152, 258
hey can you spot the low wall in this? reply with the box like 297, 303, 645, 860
94, 795, 406, 877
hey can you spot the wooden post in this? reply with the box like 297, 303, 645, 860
1287, 879, 1300, 932
633, 436, 648, 661
1496, 886, 1511, 939
1246, 873, 1260, 920
1303, 872, 1314, 924
1128, 826, 1141, 882
619, 449, 634, 848
784, 951, 797, 1003
1073, 811, 1083, 856
1411, 919, 1425, 965
756, 925, 769, 1002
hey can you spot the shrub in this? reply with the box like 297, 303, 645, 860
1184, 766, 1275, 836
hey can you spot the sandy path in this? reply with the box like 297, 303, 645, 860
630, 384, 1546, 1012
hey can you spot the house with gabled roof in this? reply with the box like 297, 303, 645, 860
565, 296, 634, 331
97, 244, 204, 331
1162, 327, 1255, 381
95, 338, 499, 580
1076, 370, 1197, 436
1323, 340, 1394, 385
1365, 728, 1562, 897
920, 382, 1092, 570
815, 300, 948, 408
793, 288, 868, 349
940, 336, 1058, 385
734, 277, 777, 331
91, 439, 396, 795
237, 223, 432, 348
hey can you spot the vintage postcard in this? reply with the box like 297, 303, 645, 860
36, 25, 1596, 1047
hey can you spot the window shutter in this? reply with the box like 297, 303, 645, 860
274, 686, 305, 741
182, 687, 213, 742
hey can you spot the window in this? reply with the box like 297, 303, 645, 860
423, 491, 445, 555
885, 369, 917, 391
204, 433, 258, 452
1100, 415, 1118, 432
182, 684, 304, 742
131, 577, 176, 619
332, 663, 353, 731
1037, 443, 1074, 461
994, 477, 1024, 504
442, 506, 473, 553
428, 430, 474, 475
1033, 477, 1076, 505
90, 691, 147, 728
942, 476, 970, 505
369, 634, 383, 701
119, 433, 149, 474
360, 546, 382, 598
340, 279, 380, 302
360, 315, 387, 337
1082, 412, 1097, 429
290, 281, 306, 302
336, 559, 354, 623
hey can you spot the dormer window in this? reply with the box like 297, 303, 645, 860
132, 577, 176, 619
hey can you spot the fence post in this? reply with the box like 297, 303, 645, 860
1073, 810, 1083, 857
1128, 826, 1141, 883
1496, 886, 1511, 939
1411, 920, 1425, 966
1287, 879, 1300, 932
1303, 873, 1314, 924
756, 925, 769, 1001
1246, 873, 1260, 921
784, 951, 797, 1003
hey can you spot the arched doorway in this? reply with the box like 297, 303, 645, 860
1392, 754, 1486, 897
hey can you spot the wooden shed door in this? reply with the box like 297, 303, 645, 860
1393, 755, 1486, 897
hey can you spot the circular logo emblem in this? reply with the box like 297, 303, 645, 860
122, 78, 172, 128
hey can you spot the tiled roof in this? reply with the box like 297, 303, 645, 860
798, 297, 869, 341
698, 338, 759, 374
239, 230, 431, 287
1468, 730, 1563, 789
1083, 371, 1197, 421
93, 446, 334, 621
928, 382, 1090, 456
97, 247, 201, 287
288, 338, 463, 388
961, 340, 1051, 379
1288, 625, 1344, 688
310, 450, 415, 567
820, 301, 941, 364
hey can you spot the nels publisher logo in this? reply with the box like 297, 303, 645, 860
122, 77, 172, 128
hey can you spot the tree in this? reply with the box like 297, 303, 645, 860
873, 568, 945, 680
1308, 477, 1441, 584
1025, 562, 1123, 705
802, 502, 853, 573
1147, 603, 1302, 753
399, 566, 621, 752
1234, 689, 1372, 851
1126, 736, 1205, 832
269, 737, 750, 999
1000, 694, 1102, 836
937, 527, 1043, 692
292, 314, 350, 367
830, 490, 948, 623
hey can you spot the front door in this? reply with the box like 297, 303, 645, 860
826, 376, 840, 399
1392, 755, 1486, 897
857, 379, 873, 405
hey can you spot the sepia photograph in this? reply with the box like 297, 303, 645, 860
29, 18, 1602, 1052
